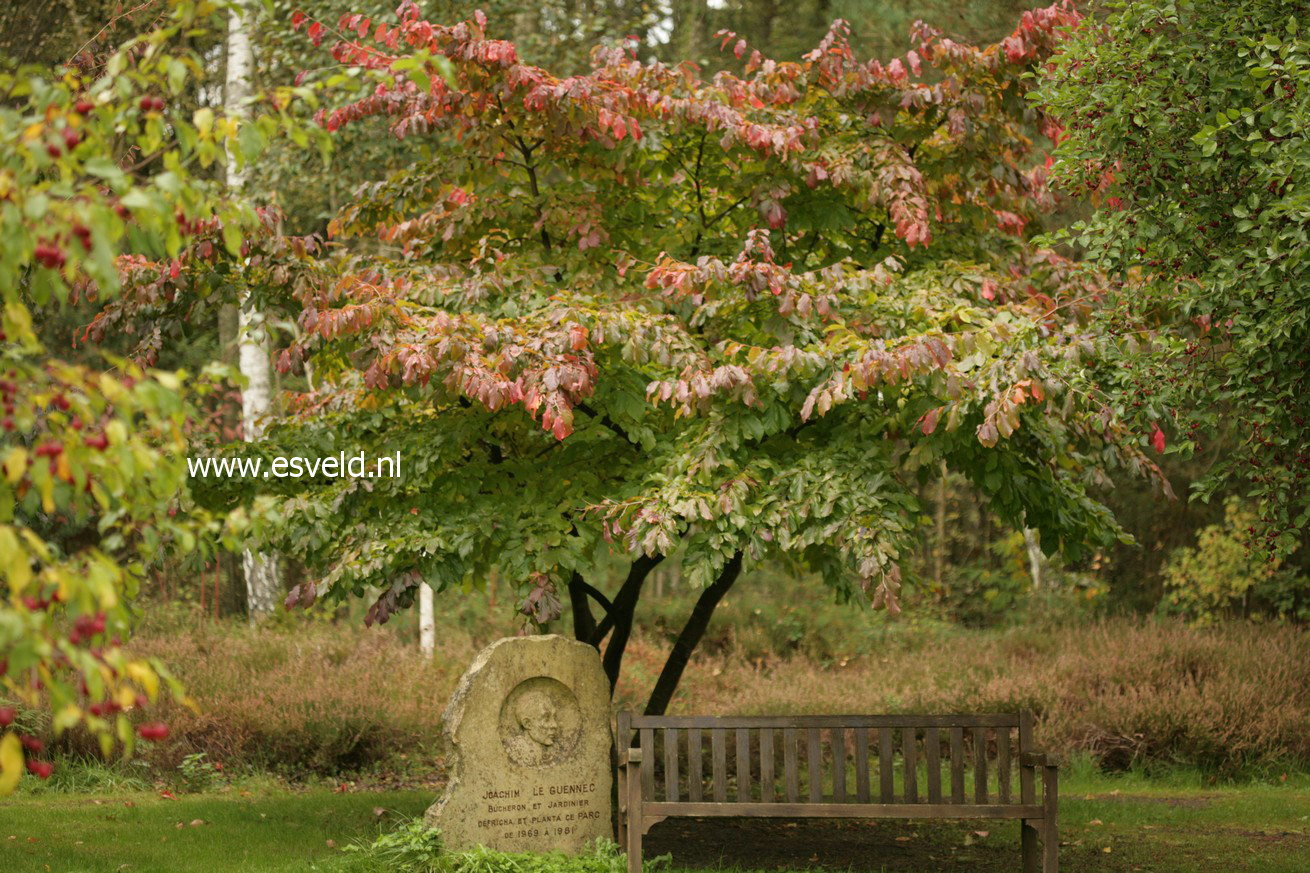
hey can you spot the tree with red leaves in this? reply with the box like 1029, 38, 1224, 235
224, 2, 1165, 714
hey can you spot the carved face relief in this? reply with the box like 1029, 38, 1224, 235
499, 677, 581, 767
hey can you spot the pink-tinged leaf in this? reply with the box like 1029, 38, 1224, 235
920, 406, 940, 435
734, 39, 747, 59
291, 10, 306, 31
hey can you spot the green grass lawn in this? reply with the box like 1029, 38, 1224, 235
0, 770, 1306, 872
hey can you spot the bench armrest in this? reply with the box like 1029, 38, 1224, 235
619, 747, 643, 767
1020, 752, 1048, 768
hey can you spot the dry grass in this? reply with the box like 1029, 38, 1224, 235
53, 614, 1309, 778
618, 620, 1310, 773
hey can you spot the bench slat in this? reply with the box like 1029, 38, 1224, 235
688, 727, 702, 802
925, 726, 941, 803
736, 728, 751, 801
760, 728, 774, 803
974, 726, 988, 804
784, 727, 799, 802
664, 727, 679, 803
998, 727, 1012, 803
630, 714, 1021, 729
832, 727, 846, 803
712, 729, 727, 803
641, 801, 1044, 820
879, 727, 894, 803
854, 728, 870, 803
950, 727, 966, 803
641, 728, 654, 800
807, 728, 822, 802
904, 728, 918, 803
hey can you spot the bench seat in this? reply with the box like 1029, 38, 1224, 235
617, 710, 1058, 872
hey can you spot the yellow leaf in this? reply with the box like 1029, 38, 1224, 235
126, 662, 159, 701
0, 733, 22, 795
0, 528, 30, 594
193, 108, 214, 138
53, 703, 82, 733
3, 447, 27, 484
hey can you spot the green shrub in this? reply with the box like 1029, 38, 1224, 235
1162, 499, 1310, 624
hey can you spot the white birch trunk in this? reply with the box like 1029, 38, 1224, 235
419, 583, 435, 656
1023, 527, 1043, 591
227, 0, 279, 621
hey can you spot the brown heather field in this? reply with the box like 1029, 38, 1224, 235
68, 612, 1309, 781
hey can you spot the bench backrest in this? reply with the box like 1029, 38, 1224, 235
618, 712, 1036, 807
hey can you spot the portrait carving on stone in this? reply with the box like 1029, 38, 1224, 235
499, 677, 581, 767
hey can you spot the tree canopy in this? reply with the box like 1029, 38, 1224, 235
188, 0, 1162, 713
1038, 0, 1310, 560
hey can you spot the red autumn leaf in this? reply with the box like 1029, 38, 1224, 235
1151, 424, 1166, 453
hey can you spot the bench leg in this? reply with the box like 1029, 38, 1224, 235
1021, 820, 1040, 873
1043, 765, 1059, 873
626, 764, 642, 873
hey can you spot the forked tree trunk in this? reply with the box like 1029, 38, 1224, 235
226, 0, 279, 621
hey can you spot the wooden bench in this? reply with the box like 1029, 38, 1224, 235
617, 711, 1057, 873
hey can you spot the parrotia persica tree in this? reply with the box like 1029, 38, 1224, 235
246, 0, 1163, 714
1037, 0, 1310, 560
0, 0, 318, 790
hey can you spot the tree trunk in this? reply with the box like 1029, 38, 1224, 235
419, 583, 435, 655
1023, 527, 1042, 591
226, 0, 279, 622
644, 551, 743, 716
568, 571, 599, 644
600, 555, 661, 691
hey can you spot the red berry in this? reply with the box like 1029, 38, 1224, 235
19, 735, 42, 754
26, 760, 54, 779
62, 128, 81, 150
84, 433, 108, 450
139, 96, 154, 111
46, 143, 62, 158
0, 707, 15, 727
35, 441, 63, 458
2, 418, 12, 432
74, 100, 95, 115
137, 722, 169, 741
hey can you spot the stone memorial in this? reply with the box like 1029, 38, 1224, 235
424, 634, 612, 853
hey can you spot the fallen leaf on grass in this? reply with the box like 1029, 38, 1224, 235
974, 830, 989, 838
1088, 819, 1103, 826
326, 840, 336, 849
189, 819, 205, 827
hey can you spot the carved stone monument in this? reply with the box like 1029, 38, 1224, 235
425, 635, 612, 853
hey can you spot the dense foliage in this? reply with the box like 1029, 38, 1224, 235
194, 1, 1171, 713
0, 0, 307, 790
1038, 0, 1310, 561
